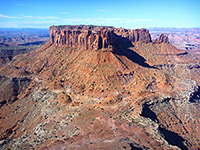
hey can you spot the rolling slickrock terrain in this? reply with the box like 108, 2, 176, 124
0, 25, 200, 150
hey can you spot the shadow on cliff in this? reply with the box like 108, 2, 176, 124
189, 86, 200, 103
140, 103, 189, 150
140, 103, 159, 123
112, 34, 157, 69
158, 127, 188, 150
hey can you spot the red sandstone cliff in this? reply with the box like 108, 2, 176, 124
114, 28, 152, 43
49, 25, 153, 50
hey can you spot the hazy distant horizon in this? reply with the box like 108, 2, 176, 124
0, 0, 200, 28
0, 26, 200, 30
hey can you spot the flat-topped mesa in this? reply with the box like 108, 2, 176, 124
49, 25, 152, 50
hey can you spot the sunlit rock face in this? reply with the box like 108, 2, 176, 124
49, 25, 152, 50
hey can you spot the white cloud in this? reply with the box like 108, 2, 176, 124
61, 18, 157, 25
99, 9, 109, 12
0, 14, 157, 24
0, 14, 60, 20
0, 14, 19, 19
0, 14, 158, 28
60, 12, 68, 14
22, 20, 60, 24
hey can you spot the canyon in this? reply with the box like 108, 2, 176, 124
0, 28, 49, 66
0, 25, 200, 150
150, 28, 200, 51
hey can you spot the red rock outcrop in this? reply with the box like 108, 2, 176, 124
153, 33, 169, 43
49, 25, 152, 50
114, 28, 152, 43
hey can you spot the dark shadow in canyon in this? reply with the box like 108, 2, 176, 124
189, 86, 200, 103
140, 103, 188, 150
158, 127, 188, 150
140, 103, 159, 123
112, 34, 157, 69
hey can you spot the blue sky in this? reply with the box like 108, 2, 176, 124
0, 0, 199, 29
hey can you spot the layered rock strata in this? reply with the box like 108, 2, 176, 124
49, 25, 153, 50
114, 28, 152, 43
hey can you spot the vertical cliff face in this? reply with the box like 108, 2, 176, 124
114, 28, 152, 43
49, 25, 152, 50
49, 26, 114, 50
